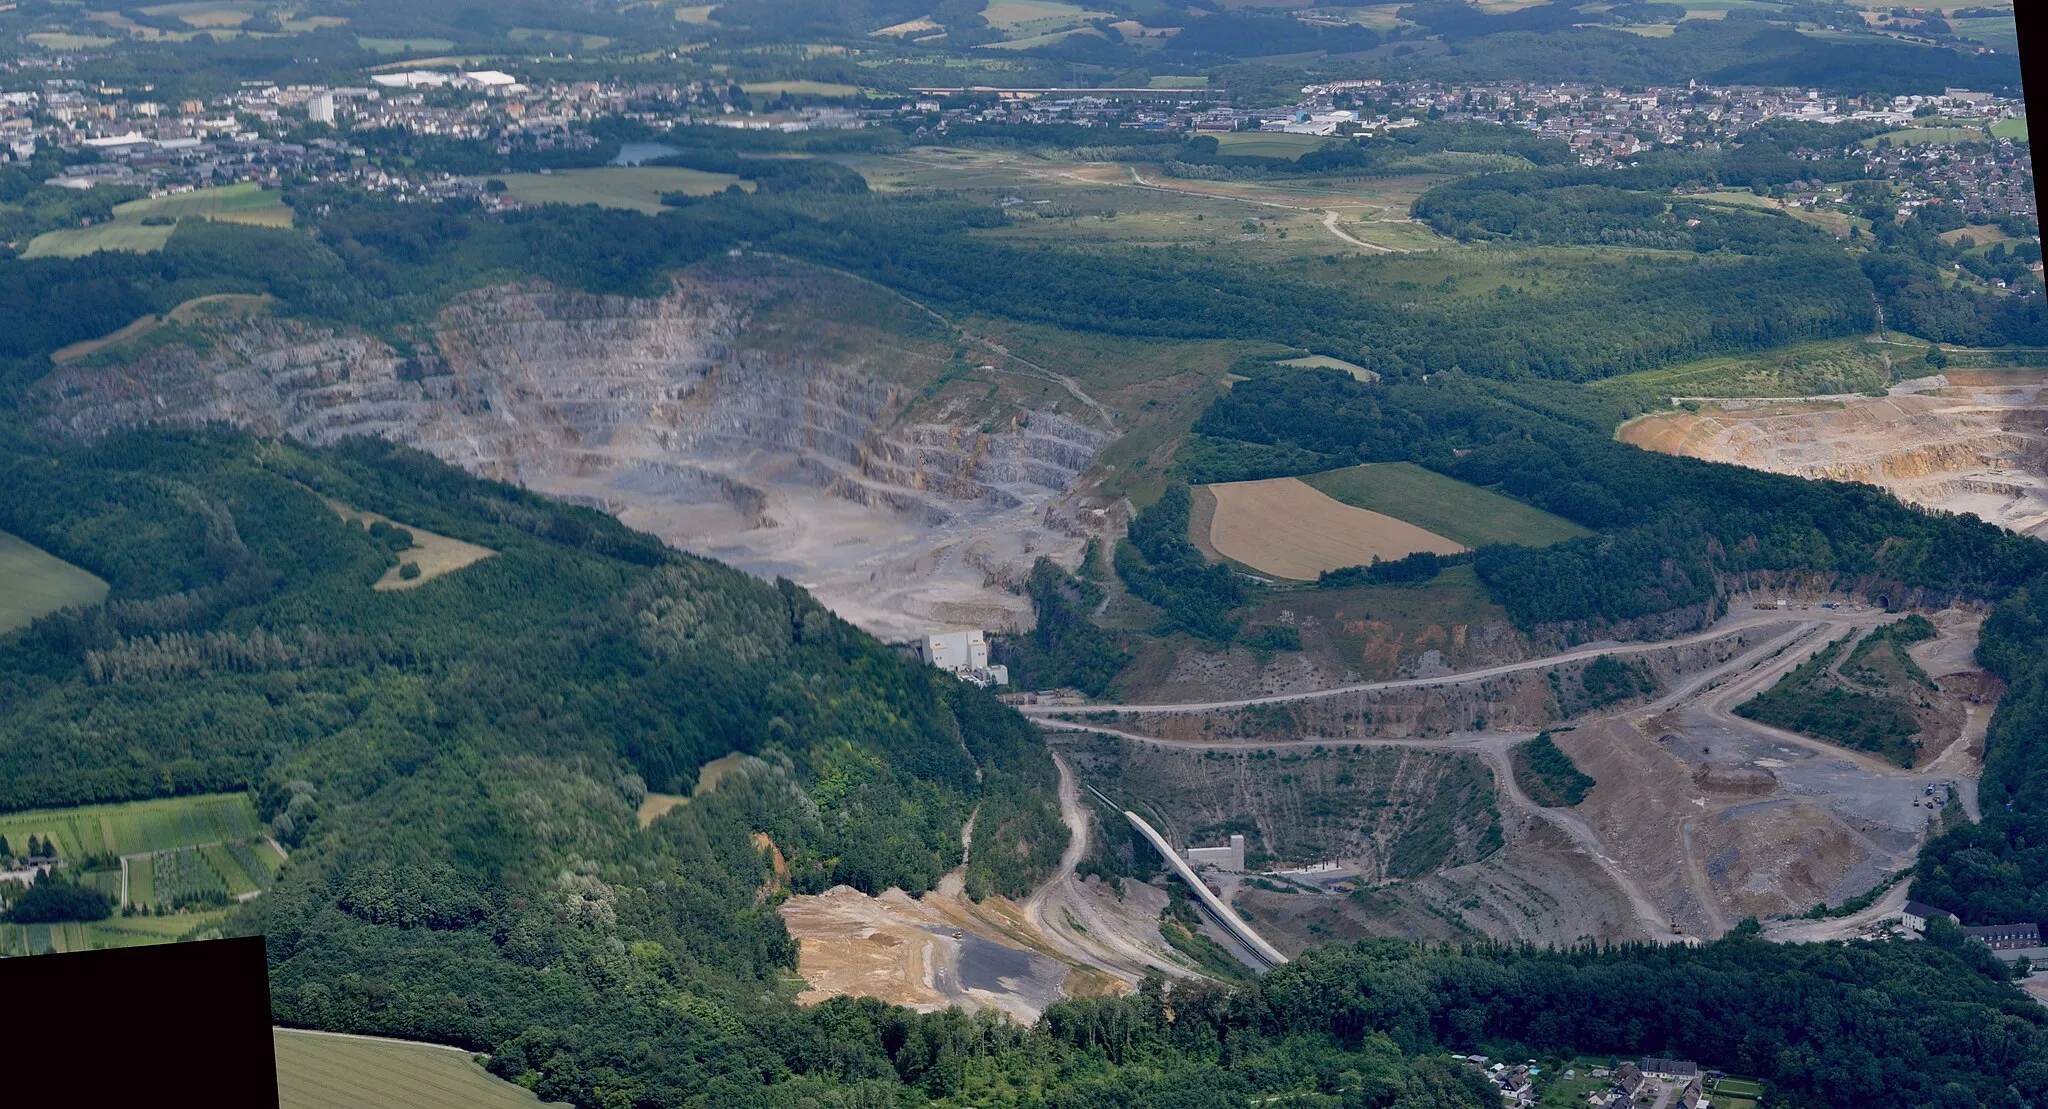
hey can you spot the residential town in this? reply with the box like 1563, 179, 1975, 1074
0, 61, 2030, 228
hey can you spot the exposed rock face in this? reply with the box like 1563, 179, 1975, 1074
36, 278, 1108, 641
1619, 374, 2048, 538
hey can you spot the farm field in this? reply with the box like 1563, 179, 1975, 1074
507, 27, 610, 50
1864, 125, 1990, 147
0, 793, 262, 863
0, 908, 231, 955
275, 1029, 562, 1109
1941, 223, 2014, 247
982, 0, 1112, 33
742, 80, 862, 97
1213, 131, 1333, 159
328, 501, 498, 589
1302, 463, 1592, 549
1203, 476, 1465, 580
1594, 337, 1893, 399
0, 530, 109, 634
357, 36, 457, 53
27, 32, 117, 48
981, 27, 1102, 49
22, 184, 291, 259
139, 0, 261, 26
482, 167, 747, 214
1694, 190, 1855, 236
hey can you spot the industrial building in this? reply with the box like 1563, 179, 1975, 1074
918, 629, 1008, 688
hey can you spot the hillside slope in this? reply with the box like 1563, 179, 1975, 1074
0, 428, 1066, 1103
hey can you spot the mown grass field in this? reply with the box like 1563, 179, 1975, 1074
275, 1030, 557, 1109
1303, 463, 1592, 549
0, 530, 108, 634
1864, 125, 1990, 147
1991, 117, 2028, 141
27, 32, 117, 48
139, 0, 261, 26
23, 183, 291, 258
485, 167, 746, 214
742, 80, 861, 97
356, 35, 457, 53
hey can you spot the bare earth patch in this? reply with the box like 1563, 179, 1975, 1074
636, 751, 755, 827
1618, 376, 2048, 538
778, 884, 1079, 1023
1205, 477, 1464, 580
328, 503, 496, 590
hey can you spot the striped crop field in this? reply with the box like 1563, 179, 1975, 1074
0, 793, 261, 861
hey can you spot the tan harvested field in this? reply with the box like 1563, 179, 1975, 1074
274, 1029, 558, 1109
636, 792, 688, 827
1277, 354, 1377, 382
329, 503, 496, 589
1204, 477, 1465, 580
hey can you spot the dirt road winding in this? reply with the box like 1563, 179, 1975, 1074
1033, 607, 1976, 945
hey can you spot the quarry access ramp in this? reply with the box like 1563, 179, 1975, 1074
1120, 809, 1290, 970
1023, 607, 1878, 717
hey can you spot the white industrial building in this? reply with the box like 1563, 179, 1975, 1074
918, 629, 1008, 688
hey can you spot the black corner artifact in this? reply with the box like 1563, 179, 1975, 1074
0, 936, 277, 1107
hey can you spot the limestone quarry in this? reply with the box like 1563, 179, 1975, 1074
34, 262, 1111, 642
1620, 371, 2048, 538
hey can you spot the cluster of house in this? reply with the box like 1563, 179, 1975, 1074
0, 65, 2031, 236
1454, 1057, 1711, 1109
1903, 901, 2044, 950
0, 842, 57, 891
1454, 1056, 1724, 1109
1609, 1060, 1709, 1109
